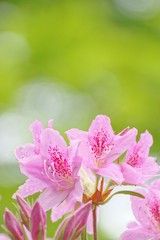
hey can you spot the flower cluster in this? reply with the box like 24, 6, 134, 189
1, 114, 160, 240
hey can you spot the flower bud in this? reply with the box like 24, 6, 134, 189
31, 202, 46, 240
54, 201, 92, 240
4, 209, 23, 240
16, 195, 31, 230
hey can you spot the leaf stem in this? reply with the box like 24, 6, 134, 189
98, 190, 144, 206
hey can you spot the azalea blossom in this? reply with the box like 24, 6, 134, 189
120, 180, 160, 240
66, 115, 137, 184
14, 120, 83, 218
120, 131, 160, 185
8, 115, 160, 240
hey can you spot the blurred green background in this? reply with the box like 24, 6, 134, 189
1, 0, 160, 239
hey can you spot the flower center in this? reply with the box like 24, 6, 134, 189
150, 199, 160, 225
144, 196, 160, 233
89, 129, 114, 167
44, 146, 72, 181
127, 147, 144, 168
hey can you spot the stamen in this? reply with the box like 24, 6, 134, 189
44, 146, 72, 184
89, 128, 114, 167
127, 147, 144, 168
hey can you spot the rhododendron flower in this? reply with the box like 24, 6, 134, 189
120, 131, 160, 185
120, 181, 160, 240
14, 120, 83, 217
66, 115, 137, 184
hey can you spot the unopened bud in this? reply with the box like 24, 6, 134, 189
4, 209, 23, 240
54, 201, 92, 240
16, 195, 31, 230
31, 202, 46, 240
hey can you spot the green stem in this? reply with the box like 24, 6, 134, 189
95, 175, 100, 192
98, 190, 144, 206
103, 179, 115, 194
92, 206, 97, 240
100, 177, 104, 194
81, 227, 87, 240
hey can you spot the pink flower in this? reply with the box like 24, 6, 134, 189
14, 120, 83, 217
120, 182, 160, 240
120, 131, 160, 185
54, 201, 92, 240
66, 115, 137, 184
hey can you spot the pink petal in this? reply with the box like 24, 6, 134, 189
66, 178, 83, 202
48, 119, 53, 128
51, 179, 83, 221
126, 130, 153, 164
15, 144, 35, 161
151, 179, 160, 189
121, 157, 160, 185
77, 142, 93, 168
16, 145, 49, 184
66, 128, 88, 142
95, 163, 124, 184
88, 115, 114, 141
51, 198, 76, 222
131, 189, 160, 238
120, 163, 142, 185
66, 129, 92, 168
140, 130, 153, 148
13, 179, 46, 199
0, 234, 11, 240
40, 128, 67, 159
120, 226, 151, 240
67, 140, 82, 176
106, 128, 137, 164
38, 187, 69, 211
29, 120, 44, 153
131, 191, 151, 227
140, 157, 160, 178
18, 154, 49, 184
127, 221, 139, 228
